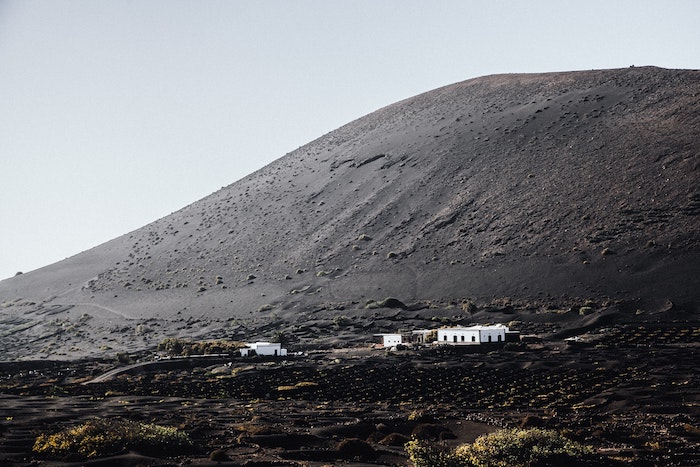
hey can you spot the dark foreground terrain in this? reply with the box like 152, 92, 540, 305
1, 301, 698, 466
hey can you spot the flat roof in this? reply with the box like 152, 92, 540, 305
438, 325, 508, 331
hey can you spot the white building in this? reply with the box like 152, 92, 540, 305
239, 342, 287, 357
437, 324, 514, 345
375, 333, 404, 348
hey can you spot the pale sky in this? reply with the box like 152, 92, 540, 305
1, 0, 698, 280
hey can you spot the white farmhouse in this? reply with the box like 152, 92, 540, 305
239, 342, 287, 357
437, 324, 514, 345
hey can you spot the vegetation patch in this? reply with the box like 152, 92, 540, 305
33, 418, 193, 459
406, 427, 592, 467
157, 338, 244, 356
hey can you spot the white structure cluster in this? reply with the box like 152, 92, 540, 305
376, 324, 518, 348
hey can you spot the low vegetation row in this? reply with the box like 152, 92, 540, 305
155, 337, 245, 356
32, 419, 592, 465
406, 427, 593, 467
33, 418, 193, 459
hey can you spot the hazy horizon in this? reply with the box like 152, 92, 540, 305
1, 0, 699, 280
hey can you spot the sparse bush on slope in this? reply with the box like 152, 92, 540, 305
405, 438, 464, 467
33, 418, 193, 458
406, 427, 592, 467
156, 337, 243, 356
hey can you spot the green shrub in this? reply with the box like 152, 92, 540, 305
405, 439, 465, 467
406, 428, 592, 467
455, 428, 592, 467
33, 418, 193, 459
157, 338, 243, 356
157, 337, 185, 354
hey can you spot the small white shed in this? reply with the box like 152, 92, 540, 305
375, 333, 404, 348
239, 342, 287, 357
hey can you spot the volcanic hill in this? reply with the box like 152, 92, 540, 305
1, 66, 698, 360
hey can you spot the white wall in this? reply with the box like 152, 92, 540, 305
479, 328, 505, 343
382, 334, 403, 347
436, 326, 507, 345
241, 342, 287, 356
437, 328, 480, 344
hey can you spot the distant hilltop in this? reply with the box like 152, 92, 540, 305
1, 66, 698, 360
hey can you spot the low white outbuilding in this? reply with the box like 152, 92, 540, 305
437, 324, 514, 345
375, 333, 404, 348
239, 342, 287, 357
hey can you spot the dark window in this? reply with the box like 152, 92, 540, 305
444, 335, 447, 341
488, 335, 492, 342
453, 335, 457, 343
472, 335, 476, 342
461, 335, 465, 341
497, 335, 502, 342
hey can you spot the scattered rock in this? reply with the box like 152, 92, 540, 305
365, 297, 407, 309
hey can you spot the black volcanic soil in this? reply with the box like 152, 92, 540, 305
0, 315, 698, 465
0, 67, 699, 465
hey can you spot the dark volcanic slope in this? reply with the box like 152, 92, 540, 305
2, 66, 699, 359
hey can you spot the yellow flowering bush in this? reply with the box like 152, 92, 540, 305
33, 418, 193, 458
406, 427, 592, 467
456, 428, 592, 467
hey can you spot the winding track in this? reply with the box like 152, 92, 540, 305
84, 354, 233, 384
